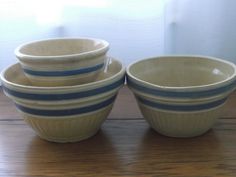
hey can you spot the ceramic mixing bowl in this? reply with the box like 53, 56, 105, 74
1, 58, 125, 143
15, 38, 109, 86
127, 55, 236, 137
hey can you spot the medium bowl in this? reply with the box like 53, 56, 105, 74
1, 58, 125, 143
127, 55, 236, 137
15, 38, 109, 86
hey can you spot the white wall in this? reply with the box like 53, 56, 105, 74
1, 0, 236, 73
164, 0, 236, 62
0, 0, 165, 72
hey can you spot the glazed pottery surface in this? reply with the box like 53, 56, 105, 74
1, 58, 125, 143
127, 55, 236, 137
15, 38, 109, 86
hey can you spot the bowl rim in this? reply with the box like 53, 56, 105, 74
14, 37, 109, 61
126, 55, 236, 92
0, 57, 125, 91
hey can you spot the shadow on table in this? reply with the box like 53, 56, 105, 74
130, 127, 226, 176
24, 129, 122, 176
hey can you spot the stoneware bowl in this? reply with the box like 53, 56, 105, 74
1, 57, 125, 143
127, 55, 236, 138
15, 38, 109, 86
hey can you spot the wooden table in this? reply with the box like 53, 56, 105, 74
0, 86, 236, 177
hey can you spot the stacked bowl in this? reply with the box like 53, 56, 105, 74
1, 38, 125, 143
14, 38, 110, 86
127, 56, 236, 137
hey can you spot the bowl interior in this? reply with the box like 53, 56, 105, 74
18, 38, 107, 56
129, 56, 235, 87
3, 58, 122, 87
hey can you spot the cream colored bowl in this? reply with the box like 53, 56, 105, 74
1, 58, 125, 143
15, 38, 109, 86
127, 55, 236, 137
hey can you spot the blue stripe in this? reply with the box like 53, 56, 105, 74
137, 96, 227, 112
127, 76, 236, 99
3, 76, 124, 101
15, 95, 116, 116
23, 63, 104, 77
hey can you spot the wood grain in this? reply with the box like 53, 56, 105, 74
0, 86, 236, 177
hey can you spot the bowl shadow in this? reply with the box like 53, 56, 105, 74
129, 127, 227, 176
24, 129, 123, 176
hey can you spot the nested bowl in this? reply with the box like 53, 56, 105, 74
127, 55, 236, 137
1, 58, 125, 143
15, 38, 109, 86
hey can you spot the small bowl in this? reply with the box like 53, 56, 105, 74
1, 58, 125, 143
15, 38, 109, 86
127, 55, 236, 137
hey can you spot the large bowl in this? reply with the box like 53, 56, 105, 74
1, 58, 125, 143
127, 55, 236, 137
15, 38, 109, 86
